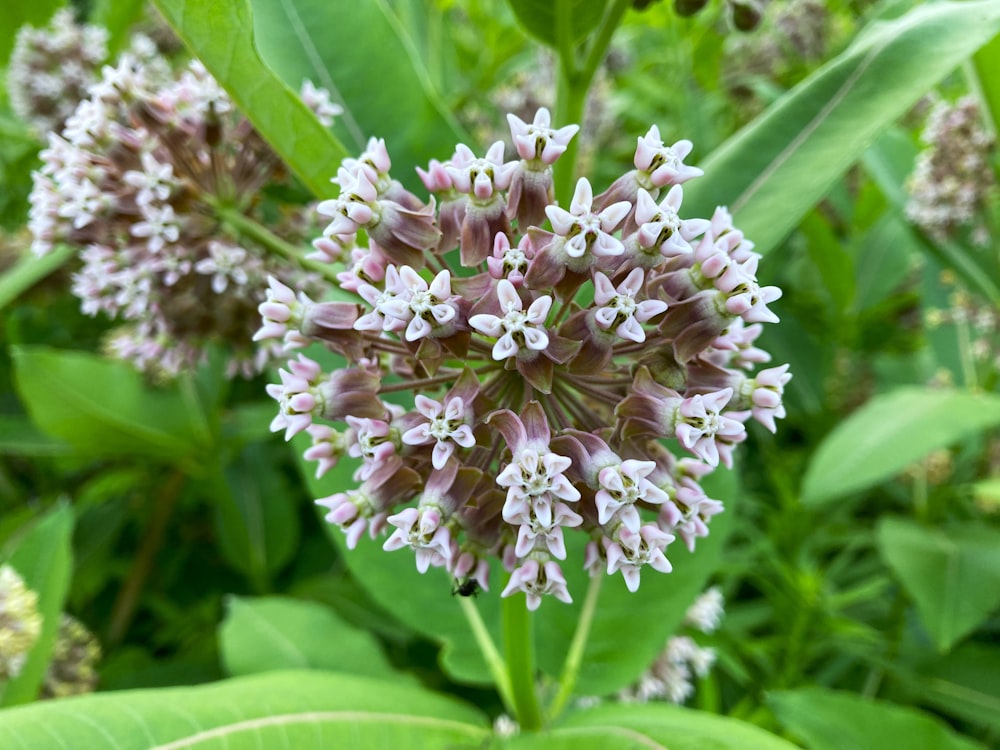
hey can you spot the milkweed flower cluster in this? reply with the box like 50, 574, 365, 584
906, 96, 995, 244
262, 110, 789, 609
619, 586, 724, 704
7, 9, 108, 136
41, 615, 101, 699
27, 54, 332, 378
0, 565, 43, 681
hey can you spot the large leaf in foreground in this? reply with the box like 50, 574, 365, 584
878, 519, 1000, 652
151, 0, 347, 197
220, 596, 397, 679
684, 0, 1000, 256
801, 388, 1000, 506
0, 504, 73, 706
769, 688, 984, 750
0, 671, 488, 750
248, 0, 468, 185
500, 703, 800, 749
11, 346, 211, 465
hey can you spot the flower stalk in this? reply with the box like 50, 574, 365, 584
547, 573, 603, 722
503, 593, 544, 730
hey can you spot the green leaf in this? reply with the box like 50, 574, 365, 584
769, 688, 984, 750
0, 245, 75, 312
847, 212, 919, 313
500, 702, 800, 749
877, 519, 1000, 652
0, 415, 71, 456
909, 643, 1000, 732
0, 1, 63, 65
247, 0, 468, 186
150, 0, 348, 197
0, 503, 74, 706
972, 34, 1000, 134
0, 670, 489, 749
684, 0, 1000, 257
89, 0, 145, 54
11, 346, 211, 465
213, 442, 300, 588
506, 0, 608, 48
220, 595, 397, 679
801, 388, 1000, 506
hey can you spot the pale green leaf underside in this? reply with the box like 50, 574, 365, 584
685, 0, 1000, 256
801, 388, 1000, 505
0, 671, 488, 750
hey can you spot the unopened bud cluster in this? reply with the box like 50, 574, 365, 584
42, 614, 101, 699
262, 108, 789, 609
0, 565, 43, 681
28, 53, 330, 378
7, 9, 108, 136
906, 96, 996, 244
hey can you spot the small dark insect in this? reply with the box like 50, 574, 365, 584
452, 578, 480, 598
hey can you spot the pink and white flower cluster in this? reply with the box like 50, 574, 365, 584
262, 110, 790, 608
28, 54, 335, 378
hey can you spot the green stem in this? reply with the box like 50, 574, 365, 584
552, 0, 630, 207
503, 594, 543, 730
107, 469, 186, 645
547, 573, 603, 722
213, 205, 340, 284
458, 597, 516, 715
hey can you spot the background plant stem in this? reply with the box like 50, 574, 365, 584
107, 469, 186, 645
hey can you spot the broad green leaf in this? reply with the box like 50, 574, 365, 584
972, 34, 1000, 134
684, 0, 1000, 257
213, 442, 300, 588
90, 0, 145, 54
11, 346, 211, 465
0, 245, 74, 312
499, 703, 800, 749
877, 519, 1000, 652
220, 595, 396, 679
248, 0, 468, 187
801, 388, 1000, 506
800, 210, 855, 314
506, 0, 609, 49
769, 688, 984, 750
909, 643, 1000, 732
0, 415, 71, 456
150, 0, 348, 197
0, 1, 63, 65
847, 212, 919, 313
0, 503, 74, 706
0, 670, 489, 749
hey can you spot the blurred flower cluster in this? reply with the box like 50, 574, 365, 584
41, 615, 101, 699
0, 565, 42, 681
261, 108, 789, 609
7, 9, 108, 136
27, 50, 332, 378
906, 96, 996, 244
620, 586, 724, 703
